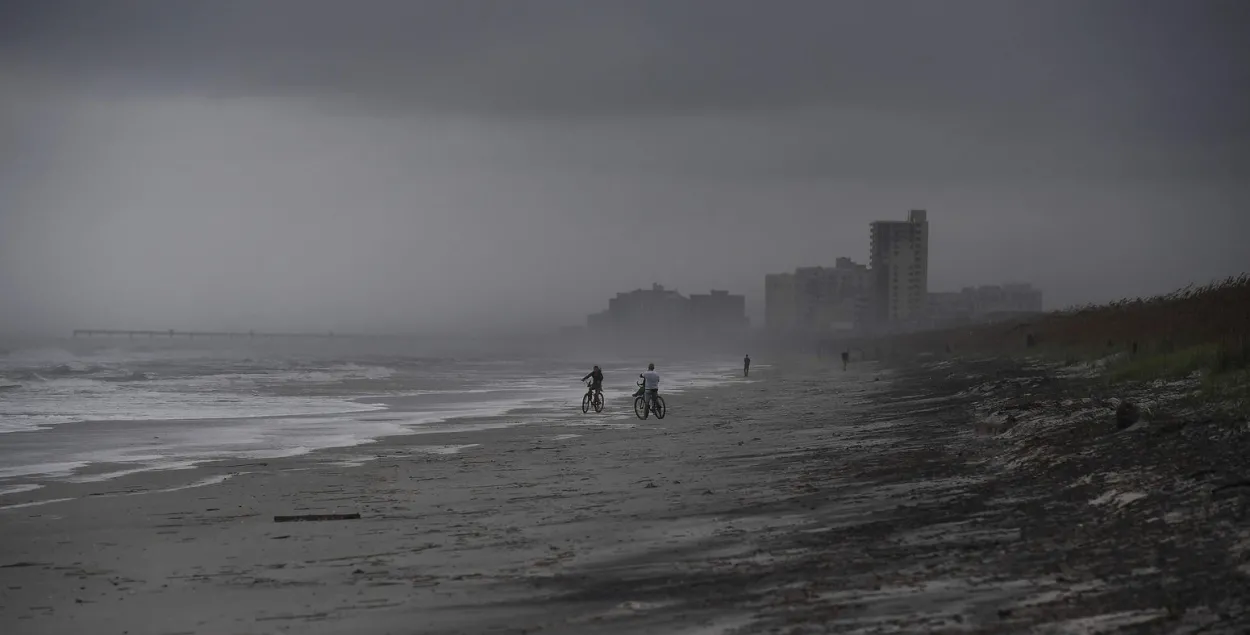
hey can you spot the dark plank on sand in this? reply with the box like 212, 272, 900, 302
272, 513, 361, 523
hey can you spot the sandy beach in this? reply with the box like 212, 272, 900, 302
2, 359, 1248, 634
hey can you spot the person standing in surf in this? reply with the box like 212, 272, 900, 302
743, 355, 751, 377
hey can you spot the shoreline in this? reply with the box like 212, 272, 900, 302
0, 360, 748, 493
3, 358, 1247, 633
0, 365, 752, 511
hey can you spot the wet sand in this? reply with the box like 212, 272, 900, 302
2, 360, 1248, 634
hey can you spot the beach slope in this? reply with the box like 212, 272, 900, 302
2, 360, 1248, 634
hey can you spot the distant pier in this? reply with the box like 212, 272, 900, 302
72, 329, 342, 340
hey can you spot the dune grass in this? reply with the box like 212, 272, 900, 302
849, 274, 1250, 393
1107, 341, 1250, 383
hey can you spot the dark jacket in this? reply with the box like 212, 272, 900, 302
582, 369, 603, 384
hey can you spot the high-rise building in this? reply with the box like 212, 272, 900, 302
926, 283, 1044, 325
869, 210, 929, 324
764, 258, 871, 332
587, 284, 748, 333
998, 283, 1044, 313
764, 273, 797, 331
689, 290, 749, 331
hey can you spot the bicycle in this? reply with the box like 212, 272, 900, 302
633, 380, 666, 420
581, 381, 604, 414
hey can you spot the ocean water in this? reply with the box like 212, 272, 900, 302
0, 337, 742, 487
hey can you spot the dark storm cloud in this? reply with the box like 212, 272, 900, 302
3, 0, 1247, 127
4, 0, 1247, 180
1, 1, 1247, 335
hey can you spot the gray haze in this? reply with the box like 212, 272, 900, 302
2, 0, 1248, 335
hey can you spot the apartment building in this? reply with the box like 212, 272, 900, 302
764, 258, 871, 332
869, 210, 929, 324
690, 289, 750, 331
587, 284, 748, 332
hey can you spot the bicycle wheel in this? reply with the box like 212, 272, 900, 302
581, 393, 591, 414
634, 396, 648, 420
653, 395, 667, 419
592, 393, 604, 413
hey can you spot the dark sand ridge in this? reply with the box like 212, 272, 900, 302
1, 359, 1248, 634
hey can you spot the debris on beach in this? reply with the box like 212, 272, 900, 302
1115, 400, 1141, 429
272, 513, 361, 523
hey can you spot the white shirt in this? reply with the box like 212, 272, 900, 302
641, 370, 660, 390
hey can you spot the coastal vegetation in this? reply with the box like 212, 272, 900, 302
859, 274, 1250, 410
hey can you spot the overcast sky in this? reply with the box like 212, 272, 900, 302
1, 0, 1247, 335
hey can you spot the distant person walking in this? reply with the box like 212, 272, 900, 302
743, 355, 751, 377
841, 350, 849, 371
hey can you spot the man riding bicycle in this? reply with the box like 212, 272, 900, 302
581, 365, 604, 398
